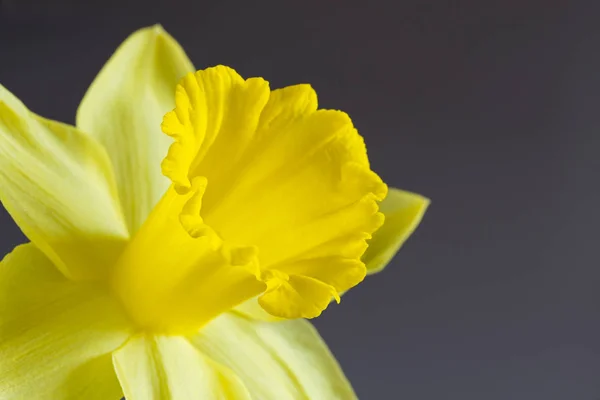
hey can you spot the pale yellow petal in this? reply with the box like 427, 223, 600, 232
113, 334, 251, 400
234, 298, 284, 322
77, 25, 194, 233
191, 313, 357, 400
362, 188, 429, 274
0, 84, 129, 281
0, 244, 131, 399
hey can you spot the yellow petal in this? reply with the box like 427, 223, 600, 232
77, 25, 194, 233
258, 273, 340, 319
190, 312, 357, 400
160, 68, 387, 319
0, 244, 131, 399
362, 188, 429, 274
0, 85, 129, 281
113, 334, 251, 400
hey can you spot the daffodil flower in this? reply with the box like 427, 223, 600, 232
0, 25, 429, 399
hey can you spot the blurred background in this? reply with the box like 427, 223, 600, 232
1, 1, 599, 399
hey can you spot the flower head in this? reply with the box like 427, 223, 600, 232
0, 25, 428, 399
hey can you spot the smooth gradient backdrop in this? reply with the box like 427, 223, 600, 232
1, 1, 598, 399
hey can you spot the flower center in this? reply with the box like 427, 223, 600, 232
110, 181, 266, 335
110, 66, 387, 335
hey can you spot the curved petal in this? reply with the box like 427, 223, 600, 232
0, 85, 129, 281
113, 334, 251, 400
190, 313, 357, 400
0, 244, 131, 399
76, 25, 194, 233
362, 188, 429, 274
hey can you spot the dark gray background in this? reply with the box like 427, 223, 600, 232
1, 1, 599, 399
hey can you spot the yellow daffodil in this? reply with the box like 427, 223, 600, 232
0, 25, 429, 399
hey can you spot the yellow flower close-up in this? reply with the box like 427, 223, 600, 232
0, 25, 428, 399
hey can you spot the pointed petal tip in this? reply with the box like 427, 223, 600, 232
362, 187, 430, 274
149, 24, 170, 38
127, 24, 169, 43
419, 194, 431, 208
